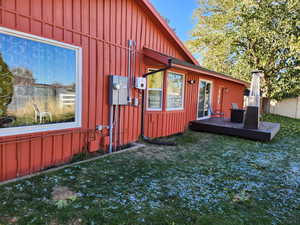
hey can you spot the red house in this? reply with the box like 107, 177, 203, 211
0, 0, 248, 182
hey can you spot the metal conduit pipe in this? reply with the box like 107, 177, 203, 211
132, 41, 137, 91
127, 40, 133, 103
109, 40, 134, 153
108, 105, 114, 153
114, 105, 119, 152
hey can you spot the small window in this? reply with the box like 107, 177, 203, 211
167, 72, 184, 110
147, 70, 163, 110
0, 27, 82, 136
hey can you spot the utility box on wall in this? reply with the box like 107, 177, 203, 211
135, 77, 147, 90
109, 75, 129, 105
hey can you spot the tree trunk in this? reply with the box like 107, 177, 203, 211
262, 97, 271, 114
261, 73, 272, 114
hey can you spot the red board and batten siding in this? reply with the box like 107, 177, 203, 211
144, 69, 245, 139
0, 0, 245, 182
0, 0, 196, 182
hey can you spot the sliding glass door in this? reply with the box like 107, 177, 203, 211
197, 80, 212, 119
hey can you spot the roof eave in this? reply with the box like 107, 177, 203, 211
143, 47, 249, 87
138, 0, 199, 66
172, 63, 249, 87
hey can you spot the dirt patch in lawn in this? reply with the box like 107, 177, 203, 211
135, 145, 174, 160
0, 216, 18, 224
49, 218, 82, 225
51, 186, 77, 201
135, 132, 215, 161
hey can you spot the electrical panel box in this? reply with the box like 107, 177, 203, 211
135, 77, 147, 90
109, 75, 129, 105
133, 97, 139, 106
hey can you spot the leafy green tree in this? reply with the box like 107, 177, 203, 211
188, 0, 300, 100
0, 53, 14, 117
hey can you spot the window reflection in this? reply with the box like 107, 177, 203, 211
167, 72, 184, 109
147, 70, 163, 110
0, 32, 77, 128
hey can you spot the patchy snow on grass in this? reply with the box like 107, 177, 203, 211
0, 115, 300, 225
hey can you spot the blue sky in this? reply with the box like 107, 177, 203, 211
0, 33, 76, 85
150, 0, 198, 42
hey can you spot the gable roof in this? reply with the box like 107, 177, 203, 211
139, 1, 249, 87
137, 0, 199, 65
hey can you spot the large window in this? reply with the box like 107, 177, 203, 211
147, 70, 163, 110
167, 72, 184, 110
0, 27, 81, 136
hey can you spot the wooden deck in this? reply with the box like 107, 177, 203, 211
189, 118, 280, 142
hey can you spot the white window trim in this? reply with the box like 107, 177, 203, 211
146, 68, 163, 111
197, 79, 213, 120
0, 26, 82, 137
166, 71, 185, 111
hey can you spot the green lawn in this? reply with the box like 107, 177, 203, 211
1, 114, 300, 225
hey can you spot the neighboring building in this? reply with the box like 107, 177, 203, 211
8, 67, 75, 112
11, 67, 36, 85
270, 97, 300, 119
0, 0, 248, 182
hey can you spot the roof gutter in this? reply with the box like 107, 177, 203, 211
143, 47, 249, 87
142, 59, 172, 78
172, 63, 249, 87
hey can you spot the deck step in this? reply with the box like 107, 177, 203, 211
189, 118, 280, 142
